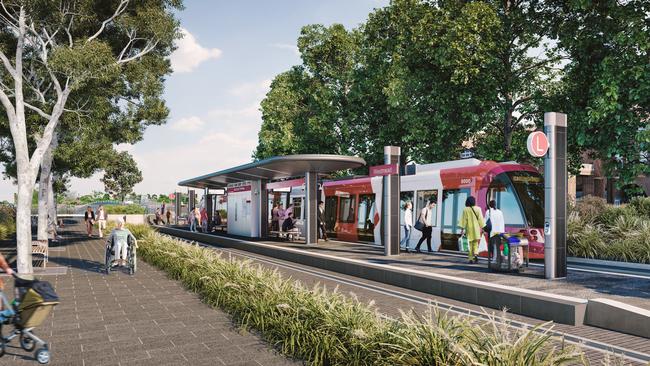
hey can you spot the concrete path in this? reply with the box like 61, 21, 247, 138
0, 223, 300, 366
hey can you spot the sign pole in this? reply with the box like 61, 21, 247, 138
544, 112, 568, 280
382, 146, 401, 256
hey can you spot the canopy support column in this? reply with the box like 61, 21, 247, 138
383, 146, 401, 256
260, 180, 269, 238
305, 171, 318, 245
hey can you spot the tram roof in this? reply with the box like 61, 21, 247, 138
178, 154, 367, 189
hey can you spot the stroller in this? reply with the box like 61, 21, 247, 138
104, 235, 137, 275
0, 274, 59, 364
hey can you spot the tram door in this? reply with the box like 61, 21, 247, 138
324, 196, 338, 238
357, 194, 376, 242
441, 188, 470, 250
415, 190, 440, 249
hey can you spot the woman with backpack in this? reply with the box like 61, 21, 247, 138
459, 196, 485, 264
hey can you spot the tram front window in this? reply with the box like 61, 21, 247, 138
487, 174, 526, 227
507, 171, 544, 228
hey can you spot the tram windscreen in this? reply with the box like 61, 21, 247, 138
506, 171, 544, 228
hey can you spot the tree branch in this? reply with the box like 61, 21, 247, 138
0, 49, 16, 76
117, 40, 158, 64
86, 0, 129, 43
23, 102, 51, 119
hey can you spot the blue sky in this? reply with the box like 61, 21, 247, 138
0, 0, 388, 201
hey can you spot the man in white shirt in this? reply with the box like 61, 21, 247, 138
96, 205, 107, 238
485, 200, 505, 260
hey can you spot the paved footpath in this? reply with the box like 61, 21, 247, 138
0, 222, 300, 366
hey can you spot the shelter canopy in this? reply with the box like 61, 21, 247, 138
178, 154, 366, 189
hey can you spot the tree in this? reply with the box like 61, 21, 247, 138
101, 151, 142, 201
549, 0, 650, 185
0, 0, 180, 273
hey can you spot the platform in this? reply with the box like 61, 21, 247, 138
156, 226, 650, 339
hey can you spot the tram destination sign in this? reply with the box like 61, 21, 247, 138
370, 163, 398, 177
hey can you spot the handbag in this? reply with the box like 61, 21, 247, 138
413, 209, 427, 232
483, 209, 492, 233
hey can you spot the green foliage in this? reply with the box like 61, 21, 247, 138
104, 205, 146, 215
133, 225, 585, 366
101, 151, 143, 201
0, 204, 15, 240
568, 196, 650, 263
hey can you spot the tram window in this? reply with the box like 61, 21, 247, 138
400, 191, 414, 226
357, 195, 376, 233
324, 196, 338, 231
507, 172, 544, 227
441, 189, 468, 234
488, 174, 526, 227
416, 190, 438, 227
291, 198, 302, 219
339, 196, 356, 223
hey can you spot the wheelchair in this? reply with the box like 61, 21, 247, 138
104, 236, 137, 275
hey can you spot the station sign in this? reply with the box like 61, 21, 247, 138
227, 185, 251, 193
370, 163, 398, 177
168, 193, 175, 200
266, 178, 305, 190
527, 131, 549, 157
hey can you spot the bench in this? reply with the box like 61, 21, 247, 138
31, 240, 48, 267
269, 230, 304, 242
211, 224, 227, 232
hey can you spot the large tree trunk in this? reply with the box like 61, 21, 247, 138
15, 181, 33, 273
47, 175, 57, 234
37, 133, 57, 241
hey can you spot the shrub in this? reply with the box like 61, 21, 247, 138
628, 197, 650, 220
134, 225, 584, 366
104, 205, 146, 214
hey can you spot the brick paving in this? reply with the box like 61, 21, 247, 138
0, 223, 300, 366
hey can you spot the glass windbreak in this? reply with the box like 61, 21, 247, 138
338, 196, 356, 223
487, 173, 527, 227
416, 190, 438, 227
507, 171, 544, 228
400, 191, 414, 226
357, 194, 376, 241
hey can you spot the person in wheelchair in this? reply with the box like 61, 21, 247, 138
107, 218, 136, 267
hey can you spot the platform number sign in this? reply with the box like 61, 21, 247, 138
527, 131, 549, 158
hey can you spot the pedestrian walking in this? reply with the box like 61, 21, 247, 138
484, 200, 505, 261
188, 207, 197, 232
155, 208, 163, 225
84, 206, 95, 237
161, 203, 166, 223
414, 199, 436, 253
193, 207, 201, 232
459, 196, 485, 264
96, 205, 107, 238
400, 201, 413, 252
200, 207, 208, 232
317, 201, 328, 241
166, 208, 172, 225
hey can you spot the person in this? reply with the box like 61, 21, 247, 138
154, 208, 163, 225
107, 218, 136, 267
200, 207, 208, 232
414, 199, 436, 253
281, 212, 300, 240
459, 196, 485, 264
277, 204, 286, 231
96, 205, 107, 238
317, 201, 328, 241
166, 209, 172, 225
84, 206, 95, 237
271, 203, 280, 232
400, 201, 413, 252
188, 207, 197, 232
161, 203, 166, 222
193, 207, 201, 232
485, 200, 505, 261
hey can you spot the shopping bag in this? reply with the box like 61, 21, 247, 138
478, 234, 488, 253
457, 235, 468, 252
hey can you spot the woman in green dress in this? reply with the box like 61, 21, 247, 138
459, 196, 485, 264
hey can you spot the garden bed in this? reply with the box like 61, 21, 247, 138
130, 224, 584, 366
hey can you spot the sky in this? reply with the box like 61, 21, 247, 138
0, 0, 389, 201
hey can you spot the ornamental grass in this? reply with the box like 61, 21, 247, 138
131, 224, 585, 366
568, 196, 650, 264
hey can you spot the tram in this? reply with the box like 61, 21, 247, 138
269, 158, 545, 259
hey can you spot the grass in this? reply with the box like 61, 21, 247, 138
129, 223, 586, 366
568, 196, 650, 264
104, 205, 147, 215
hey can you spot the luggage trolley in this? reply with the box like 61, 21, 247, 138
487, 233, 529, 273
104, 235, 137, 275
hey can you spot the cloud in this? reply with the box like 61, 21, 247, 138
270, 43, 300, 56
229, 79, 272, 98
170, 28, 222, 73
170, 116, 205, 131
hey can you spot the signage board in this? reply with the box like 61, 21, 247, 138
527, 131, 549, 157
370, 164, 398, 177
227, 185, 251, 193
168, 193, 175, 200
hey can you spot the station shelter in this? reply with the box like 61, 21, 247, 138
178, 154, 366, 244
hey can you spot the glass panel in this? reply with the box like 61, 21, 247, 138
338, 196, 356, 223
400, 191, 414, 226
291, 197, 302, 219
488, 173, 526, 227
357, 194, 376, 240
415, 190, 438, 227
324, 196, 338, 232
442, 189, 457, 233
507, 171, 544, 227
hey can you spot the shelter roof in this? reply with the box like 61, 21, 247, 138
178, 154, 366, 189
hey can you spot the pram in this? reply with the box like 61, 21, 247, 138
0, 274, 59, 364
104, 235, 137, 275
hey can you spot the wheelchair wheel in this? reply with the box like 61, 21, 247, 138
129, 246, 137, 275
104, 246, 111, 275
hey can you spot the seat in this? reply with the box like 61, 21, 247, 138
31, 240, 49, 267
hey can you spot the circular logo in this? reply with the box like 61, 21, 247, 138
527, 131, 549, 157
